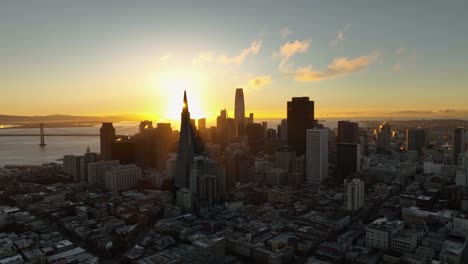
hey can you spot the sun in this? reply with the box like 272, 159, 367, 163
154, 70, 207, 123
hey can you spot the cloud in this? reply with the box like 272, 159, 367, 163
192, 51, 214, 66
247, 75, 272, 90
274, 39, 311, 72
217, 40, 262, 65
280, 27, 292, 38
192, 40, 262, 66
159, 54, 171, 64
294, 51, 382, 82
330, 24, 351, 47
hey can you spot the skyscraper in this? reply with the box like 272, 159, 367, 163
406, 128, 426, 156
234, 88, 246, 138
336, 143, 361, 182
246, 123, 265, 154
338, 121, 359, 144
376, 122, 391, 154
453, 128, 465, 165
287, 97, 314, 155
198, 118, 206, 130
306, 129, 329, 184
100, 123, 115, 160
344, 178, 365, 212
278, 119, 288, 143
216, 109, 228, 145
174, 91, 199, 189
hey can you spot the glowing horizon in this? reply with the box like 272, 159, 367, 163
1, 1, 468, 120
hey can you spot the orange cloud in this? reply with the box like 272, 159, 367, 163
274, 39, 310, 72
294, 52, 382, 81
247, 75, 272, 90
217, 40, 262, 65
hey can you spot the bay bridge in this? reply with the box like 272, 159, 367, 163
0, 123, 137, 147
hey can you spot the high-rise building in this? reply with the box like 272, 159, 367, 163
216, 109, 228, 145
100, 123, 115, 160
88, 160, 120, 186
344, 178, 365, 212
306, 129, 329, 184
111, 137, 136, 164
63, 155, 84, 181
247, 113, 254, 124
277, 119, 288, 143
246, 123, 265, 154
336, 143, 361, 182
376, 122, 391, 154
155, 123, 173, 169
63, 151, 97, 182
453, 128, 465, 165
104, 164, 141, 192
338, 121, 359, 144
287, 97, 314, 155
275, 150, 296, 172
135, 125, 157, 169
234, 88, 246, 138
189, 156, 222, 206
198, 118, 206, 130
174, 91, 200, 189
406, 128, 426, 156
139, 120, 153, 133
166, 153, 178, 180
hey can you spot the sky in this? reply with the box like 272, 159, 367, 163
1, 0, 468, 123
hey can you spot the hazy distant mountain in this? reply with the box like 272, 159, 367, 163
0, 114, 143, 124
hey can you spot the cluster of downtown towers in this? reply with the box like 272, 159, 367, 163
98, 88, 383, 192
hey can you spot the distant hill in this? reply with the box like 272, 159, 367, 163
0, 114, 142, 125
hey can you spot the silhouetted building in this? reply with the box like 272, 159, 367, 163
246, 123, 265, 154
139, 120, 153, 133
216, 109, 228, 145
376, 122, 391, 154
337, 143, 361, 182
306, 129, 329, 184
174, 91, 200, 189
223, 144, 250, 189
287, 97, 314, 155
277, 119, 288, 143
190, 156, 225, 206
247, 113, 254, 124
406, 128, 426, 156
155, 123, 173, 169
112, 137, 136, 164
227, 118, 236, 142
338, 121, 359, 144
234, 88, 246, 138
198, 118, 206, 130
100, 123, 115, 160
453, 128, 465, 165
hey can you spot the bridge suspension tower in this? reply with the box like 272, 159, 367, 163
39, 123, 46, 147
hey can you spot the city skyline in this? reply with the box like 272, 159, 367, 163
2, 1, 468, 122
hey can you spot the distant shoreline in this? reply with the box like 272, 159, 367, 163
0, 123, 96, 129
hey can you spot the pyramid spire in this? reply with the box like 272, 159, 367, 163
183, 90, 188, 111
